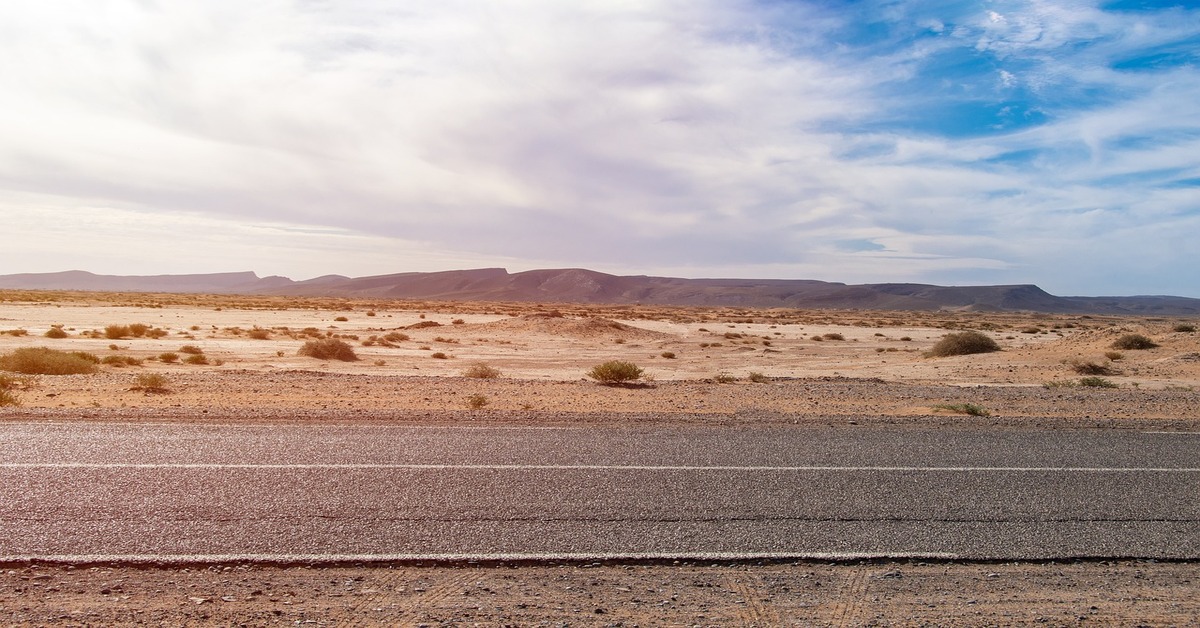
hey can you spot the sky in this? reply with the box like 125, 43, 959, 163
1, 1, 1198, 297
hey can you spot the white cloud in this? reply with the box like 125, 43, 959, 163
0, 0, 1197, 296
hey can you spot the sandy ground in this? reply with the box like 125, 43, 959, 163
1, 291, 1198, 625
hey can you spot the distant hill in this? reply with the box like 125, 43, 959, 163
1, 268, 1198, 316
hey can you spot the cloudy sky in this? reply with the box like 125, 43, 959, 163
2, 1, 1198, 296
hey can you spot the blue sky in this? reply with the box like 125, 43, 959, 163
1, 1, 1198, 296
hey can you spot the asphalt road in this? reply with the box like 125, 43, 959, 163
1, 421, 1197, 562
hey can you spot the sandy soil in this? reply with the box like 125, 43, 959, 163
2, 560, 1197, 626
1, 291, 1198, 625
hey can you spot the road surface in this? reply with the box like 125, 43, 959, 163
1, 421, 1197, 562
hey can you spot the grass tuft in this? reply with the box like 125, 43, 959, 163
0, 347, 99, 375
932, 403, 991, 416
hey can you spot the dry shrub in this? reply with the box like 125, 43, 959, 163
104, 324, 131, 339
158, 352, 180, 363
179, 345, 204, 355
44, 326, 69, 339
1070, 360, 1114, 376
463, 363, 501, 378
133, 373, 170, 393
927, 331, 1001, 357
467, 393, 488, 409
247, 328, 271, 340
298, 338, 359, 361
1111, 334, 1158, 350
0, 347, 99, 375
822, 333, 845, 341
128, 323, 149, 337
587, 360, 644, 384
184, 354, 209, 365
0, 373, 25, 406
102, 355, 143, 367
298, 338, 357, 362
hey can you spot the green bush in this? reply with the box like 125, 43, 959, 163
298, 338, 359, 361
1111, 334, 1157, 350
927, 331, 1001, 357
1173, 323, 1196, 333
0, 347, 99, 375
586, 360, 644, 384
1079, 376, 1118, 388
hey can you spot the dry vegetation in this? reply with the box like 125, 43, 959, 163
0, 289, 1196, 416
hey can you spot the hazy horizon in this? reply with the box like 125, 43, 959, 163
3, 2, 1198, 298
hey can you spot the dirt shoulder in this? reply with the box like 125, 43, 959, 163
3, 560, 1197, 626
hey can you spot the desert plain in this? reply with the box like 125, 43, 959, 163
1, 289, 1198, 625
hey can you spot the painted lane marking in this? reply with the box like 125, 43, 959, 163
2, 463, 1197, 472
0, 551, 959, 564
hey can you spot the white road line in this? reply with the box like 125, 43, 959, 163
2, 463, 1197, 472
0, 551, 959, 564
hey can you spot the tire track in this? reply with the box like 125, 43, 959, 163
828, 566, 869, 627
341, 567, 408, 628
399, 569, 475, 619
724, 572, 780, 627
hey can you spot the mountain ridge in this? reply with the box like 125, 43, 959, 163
0, 268, 1197, 315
